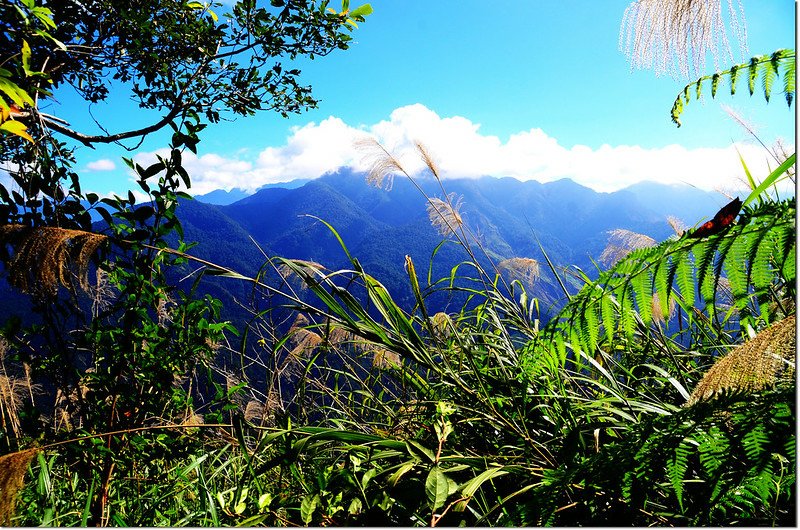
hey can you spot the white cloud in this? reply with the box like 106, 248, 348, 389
86, 159, 117, 171
131, 104, 783, 195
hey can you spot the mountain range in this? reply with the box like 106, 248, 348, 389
0, 171, 727, 330
175, 171, 725, 322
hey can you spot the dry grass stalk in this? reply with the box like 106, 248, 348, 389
427, 193, 464, 237
651, 292, 677, 325
372, 349, 401, 370
181, 410, 205, 427
687, 314, 796, 405
287, 314, 323, 362
0, 376, 26, 438
415, 141, 441, 179
0, 225, 107, 298
356, 137, 405, 191
277, 260, 325, 288
243, 400, 265, 424
498, 258, 541, 287
771, 138, 796, 180
431, 312, 453, 340
666, 215, 687, 236
0, 448, 39, 525
599, 229, 657, 266
91, 268, 115, 318
620, 0, 747, 78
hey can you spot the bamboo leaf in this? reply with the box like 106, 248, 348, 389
743, 153, 796, 206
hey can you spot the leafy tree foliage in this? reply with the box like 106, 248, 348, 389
0, 0, 370, 228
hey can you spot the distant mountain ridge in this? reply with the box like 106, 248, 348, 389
0, 172, 724, 331
195, 179, 312, 205
174, 171, 722, 320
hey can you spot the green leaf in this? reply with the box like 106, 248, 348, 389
458, 466, 508, 500
406, 440, 436, 463
257, 492, 272, 510
387, 461, 416, 487
21, 40, 33, 76
762, 56, 778, 102
743, 153, 796, 206
425, 466, 456, 511
783, 55, 795, 106
348, 497, 363, 515
0, 119, 33, 142
349, 4, 373, 17
300, 494, 319, 524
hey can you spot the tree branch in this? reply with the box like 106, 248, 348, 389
40, 104, 184, 147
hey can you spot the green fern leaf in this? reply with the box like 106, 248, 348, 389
750, 229, 777, 291
671, 98, 684, 126
783, 54, 795, 106
742, 424, 769, 462
583, 300, 600, 354
729, 64, 740, 95
782, 245, 795, 285
668, 439, 693, 512
554, 333, 567, 367
676, 250, 696, 307
654, 260, 671, 319
619, 285, 636, 338
713, 232, 739, 306
725, 230, 752, 310
762, 56, 779, 103
570, 328, 586, 370
671, 50, 795, 126
697, 426, 729, 476
600, 292, 616, 344
632, 268, 653, 325
694, 238, 719, 304
748, 56, 760, 95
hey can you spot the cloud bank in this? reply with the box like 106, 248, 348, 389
86, 159, 117, 171
134, 104, 778, 196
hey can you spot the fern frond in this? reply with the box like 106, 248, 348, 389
729, 64, 740, 95
761, 52, 779, 102
676, 250, 696, 307
539, 197, 795, 361
747, 56, 760, 95
632, 267, 654, 326
671, 49, 796, 126
668, 438, 692, 512
782, 54, 795, 106
697, 426, 728, 476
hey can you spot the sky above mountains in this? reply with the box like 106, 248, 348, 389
50, 1, 796, 197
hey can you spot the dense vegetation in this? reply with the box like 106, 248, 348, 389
0, 0, 796, 526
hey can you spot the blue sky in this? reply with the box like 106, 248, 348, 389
51, 1, 796, 196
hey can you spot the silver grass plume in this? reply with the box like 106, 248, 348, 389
415, 141, 441, 179
498, 257, 541, 288
687, 314, 795, 405
620, 0, 747, 78
427, 193, 464, 237
599, 229, 656, 266
666, 215, 687, 236
356, 137, 405, 191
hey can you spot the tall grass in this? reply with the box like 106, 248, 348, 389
7, 141, 795, 526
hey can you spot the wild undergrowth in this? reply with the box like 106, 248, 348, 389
0, 131, 793, 526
